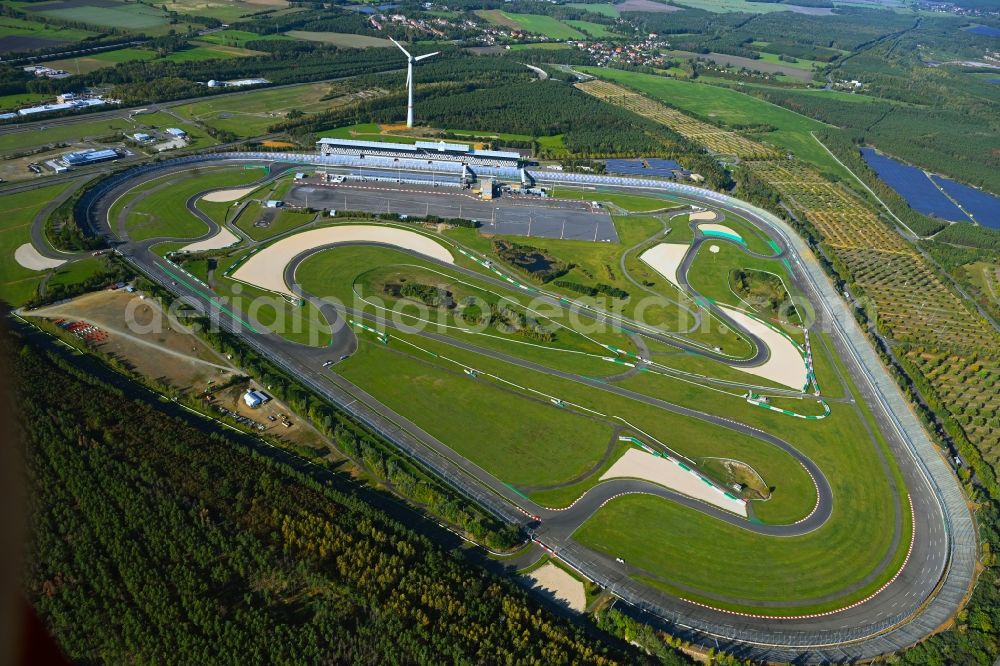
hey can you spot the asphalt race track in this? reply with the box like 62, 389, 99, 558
68, 152, 976, 663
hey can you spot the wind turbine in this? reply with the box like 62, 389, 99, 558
390, 37, 439, 128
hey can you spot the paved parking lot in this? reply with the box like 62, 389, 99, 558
286, 182, 619, 242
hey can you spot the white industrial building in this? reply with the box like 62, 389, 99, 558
243, 389, 270, 408
17, 97, 109, 116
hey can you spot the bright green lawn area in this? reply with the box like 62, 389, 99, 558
0, 118, 132, 154
333, 336, 616, 487
294, 239, 818, 514
45, 256, 106, 292
295, 243, 622, 365
0, 92, 50, 112
575, 487, 908, 614
197, 29, 291, 47
566, 3, 620, 17
124, 167, 261, 242
564, 20, 613, 37
160, 44, 260, 63
209, 251, 330, 346
446, 127, 564, 149
576, 322, 911, 612
576, 67, 853, 179
317, 122, 409, 142
577, 375, 909, 610
696, 213, 778, 256
352, 320, 817, 515
550, 186, 684, 213
476, 10, 585, 40
686, 242, 801, 310
234, 204, 316, 241
0, 182, 75, 306
756, 51, 823, 71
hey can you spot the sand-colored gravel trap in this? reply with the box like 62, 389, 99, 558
179, 228, 240, 254
699, 223, 743, 242
201, 186, 260, 203
689, 210, 718, 222
639, 243, 689, 289
524, 563, 587, 612
601, 448, 748, 517
232, 225, 454, 296
15, 243, 65, 270
720, 304, 808, 390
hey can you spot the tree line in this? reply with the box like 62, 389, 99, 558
10, 322, 648, 664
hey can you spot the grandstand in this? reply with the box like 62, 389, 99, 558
317, 137, 522, 169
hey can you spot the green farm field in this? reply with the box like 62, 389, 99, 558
285, 31, 394, 48
0, 92, 50, 112
475, 10, 586, 39
23, 1, 171, 30
0, 14, 96, 44
564, 20, 613, 37
197, 29, 292, 47
576, 67, 853, 179
0, 118, 132, 154
173, 82, 366, 137
44, 47, 158, 74
160, 43, 263, 63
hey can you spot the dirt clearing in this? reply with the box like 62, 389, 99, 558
29, 290, 234, 392
524, 563, 587, 612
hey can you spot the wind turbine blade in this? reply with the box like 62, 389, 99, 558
414, 51, 440, 61
405, 67, 411, 88
389, 37, 411, 58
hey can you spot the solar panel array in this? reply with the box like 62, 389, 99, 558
605, 158, 688, 179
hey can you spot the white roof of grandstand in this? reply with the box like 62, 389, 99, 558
415, 140, 471, 152
317, 137, 419, 152
471, 148, 522, 160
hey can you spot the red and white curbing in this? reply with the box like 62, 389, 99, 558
531, 537, 558, 555
792, 461, 823, 525
678, 494, 916, 620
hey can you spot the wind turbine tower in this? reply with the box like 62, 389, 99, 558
390, 38, 439, 128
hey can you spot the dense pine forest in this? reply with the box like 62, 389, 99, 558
11, 324, 650, 665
